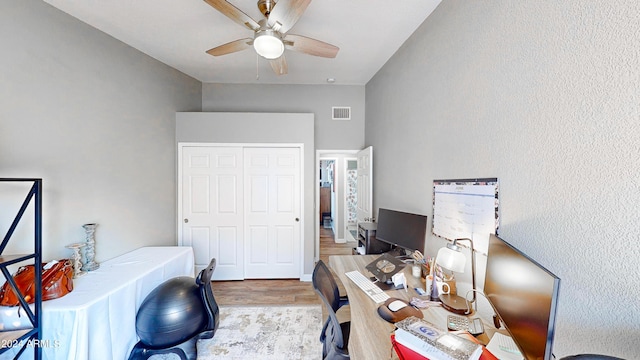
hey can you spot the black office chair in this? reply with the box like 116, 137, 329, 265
312, 260, 350, 360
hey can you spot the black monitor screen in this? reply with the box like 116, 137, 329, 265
484, 234, 560, 360
375, 208, 427, 253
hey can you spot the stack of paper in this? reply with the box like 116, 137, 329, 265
394, 317, 482, 360
486, 333, 523, 360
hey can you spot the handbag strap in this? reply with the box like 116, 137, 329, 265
42, 260, 71, 283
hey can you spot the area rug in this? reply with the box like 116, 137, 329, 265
149, 305, 323, 360
198, 305, 323, 360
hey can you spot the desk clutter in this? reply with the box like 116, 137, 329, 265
331, 253, 528, 360
330, 220, 568, 360
393, 316, 483, 360
331, 255, 515, 360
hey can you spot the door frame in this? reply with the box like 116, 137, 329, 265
178, 142, 305, 278
343, 156, 358, 242
315, 150, 358, 263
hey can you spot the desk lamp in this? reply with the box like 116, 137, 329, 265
436, 238, 477, 315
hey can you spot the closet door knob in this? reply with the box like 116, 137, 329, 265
184, 219, 189, 223
295, 218, 299, 222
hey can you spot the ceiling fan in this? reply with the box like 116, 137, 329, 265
203, 0, 339, 75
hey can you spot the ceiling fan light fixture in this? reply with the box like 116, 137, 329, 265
253, 30, 284, 59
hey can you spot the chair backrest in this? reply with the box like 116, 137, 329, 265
196, 258, 220, 332
312, 260, 342, 312
312, 260, 346, 350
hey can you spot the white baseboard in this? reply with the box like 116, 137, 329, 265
300, 273, 312, 282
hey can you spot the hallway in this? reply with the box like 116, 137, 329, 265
319, 227, 354, 264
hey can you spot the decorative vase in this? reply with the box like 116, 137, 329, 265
81, 223, 100, 271
429, 272, 440, 301
65, 242, 87, 278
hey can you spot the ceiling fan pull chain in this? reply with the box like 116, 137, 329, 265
256, 53, 260, 80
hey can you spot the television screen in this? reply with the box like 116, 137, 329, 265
375, 208, 428, 253
484, 234, 560, 360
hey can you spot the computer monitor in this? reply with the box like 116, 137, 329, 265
484, 234, 560, 360
375, 208, 428, 254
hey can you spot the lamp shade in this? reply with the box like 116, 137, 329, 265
253, 30, 284, 59
436, 246, 466, 273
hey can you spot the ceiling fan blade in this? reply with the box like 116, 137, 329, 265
284, 34, 339, 58
203, 0, 260, 31
267, 0, 311, 34
270, 55, 288, 75
206, 38, 253, 56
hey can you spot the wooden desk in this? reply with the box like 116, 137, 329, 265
329, 255, 497, 360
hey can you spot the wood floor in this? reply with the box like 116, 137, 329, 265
211, 227, 353, 306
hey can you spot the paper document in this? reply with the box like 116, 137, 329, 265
486, 333, 523, 360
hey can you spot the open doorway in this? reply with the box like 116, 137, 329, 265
319, 158, 335, 232
315, 150, 359, 262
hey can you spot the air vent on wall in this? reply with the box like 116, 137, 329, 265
332, 106, 351, 120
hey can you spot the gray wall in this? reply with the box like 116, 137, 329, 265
0, 0, 201, 262
202, 83, 365, 150
176, 112, 315, 275
366, 0, 639, 358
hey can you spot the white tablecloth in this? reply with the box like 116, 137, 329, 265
0, 246, 194, 360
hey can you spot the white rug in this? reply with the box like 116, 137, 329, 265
150, 305, 323, 360
198, 305, 323, 360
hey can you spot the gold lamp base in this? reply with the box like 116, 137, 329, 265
439, 294, 471, 315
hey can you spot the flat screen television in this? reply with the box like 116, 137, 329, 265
484, 234, 560, 360
375, 208, 428, 254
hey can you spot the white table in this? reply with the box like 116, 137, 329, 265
0, 246, 194, 360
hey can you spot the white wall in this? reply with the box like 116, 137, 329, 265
366, 1, 639, 357
175, 112, 315, 275
202, 83, 365, 150
0, 0, 201, 262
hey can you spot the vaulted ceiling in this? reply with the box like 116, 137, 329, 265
43, 0, 441, 85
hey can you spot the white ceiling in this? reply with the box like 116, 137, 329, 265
43, 0, 441, 85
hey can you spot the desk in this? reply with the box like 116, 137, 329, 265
0, 246, 194, 360
329, 255, 497, 360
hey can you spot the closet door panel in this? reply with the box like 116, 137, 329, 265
181, 146, 244, 280
244, 147, 301, 278
180, 145, 302, 280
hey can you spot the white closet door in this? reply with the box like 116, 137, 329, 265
244, 147, 301, 278
181, 146, 244, 280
